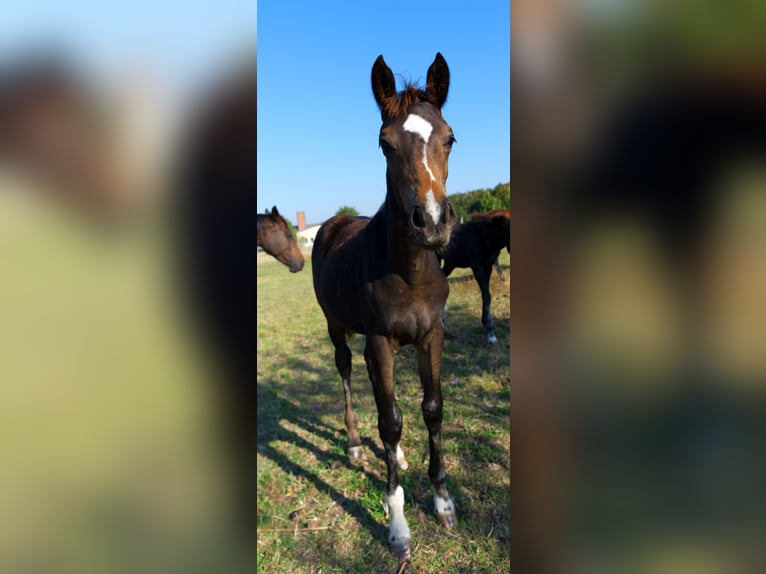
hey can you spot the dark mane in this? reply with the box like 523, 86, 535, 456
379, 83, 436, 119
257, 211, 289, 237
256, 213, 268, 235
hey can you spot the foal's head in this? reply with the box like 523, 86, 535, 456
372, 53, 458, 249
259, 206, 305, 272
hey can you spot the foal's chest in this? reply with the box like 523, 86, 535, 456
371, 276, 447, 345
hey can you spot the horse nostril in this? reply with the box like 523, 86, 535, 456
412, 206, 426, 229
442, 202, 456, 224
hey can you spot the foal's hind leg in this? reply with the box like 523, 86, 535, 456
417, 325, 457, 529
472, 262, 497, 344
493, 255, 506, 282
328, 323, 362, 460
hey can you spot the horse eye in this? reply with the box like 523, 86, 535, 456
379, 139, 395, 155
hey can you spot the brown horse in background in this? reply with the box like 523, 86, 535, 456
257, 206, 304, 272
437, 209, 509, 344
312, 53, 458, 560
0, 55, 133, 222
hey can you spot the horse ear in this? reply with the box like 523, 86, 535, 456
425, 52, 450, 109
265, 208, 271, 216
272, 206, 280, 217
371, 55, 397, 119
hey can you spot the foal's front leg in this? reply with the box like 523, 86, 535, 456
417, 325, 458, 528
365, 335, 412, 559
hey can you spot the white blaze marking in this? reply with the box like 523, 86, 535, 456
386, 485, 411, 542
425, 190, 440, 225
403, 113, 432, 143
403, 113, 441, 224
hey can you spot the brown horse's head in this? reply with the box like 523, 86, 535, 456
259, 206, 305, 272
372, 53, 457, 249
0, 58, 136, 223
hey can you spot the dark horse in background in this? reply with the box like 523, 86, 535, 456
437, 209, 510, 344
312, 53, 458, 560
482, 209, 511, 281
173, 62, 259, 537
0, 55, 134, 222
257, 205, 304, 272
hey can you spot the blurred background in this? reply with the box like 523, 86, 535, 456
511, 0, 766, 572
0, 2, 255, 572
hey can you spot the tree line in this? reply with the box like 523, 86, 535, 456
447, 181, 509, 222
331, 182, 510, 223
278, 182, 511, 242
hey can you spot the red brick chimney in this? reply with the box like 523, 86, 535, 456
297, 211, 307, 231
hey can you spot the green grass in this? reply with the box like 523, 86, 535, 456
257, 247, 510, 573
0, 190, 244, 573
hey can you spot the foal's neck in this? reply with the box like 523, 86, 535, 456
381, 190, 435, 285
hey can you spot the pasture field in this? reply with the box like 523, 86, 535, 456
0, 188, 250, 573
257, 247, 510, 573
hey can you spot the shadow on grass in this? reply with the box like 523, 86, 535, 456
256, 289, 509, 570
256, 355, 391, 563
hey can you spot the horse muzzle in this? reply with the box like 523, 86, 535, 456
289, 258, 305, 273
409, 199, 457, 250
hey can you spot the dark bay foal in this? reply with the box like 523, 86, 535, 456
312, 53, 458, 560
437, 210, 510, 344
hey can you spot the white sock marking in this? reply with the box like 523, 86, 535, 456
434, 492, 456, 516
488, 332, 498, 344
386, 485, 411, 542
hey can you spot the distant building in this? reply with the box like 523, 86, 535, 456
296, 223, 322, 246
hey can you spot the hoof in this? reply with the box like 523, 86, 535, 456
487, 333, 498, 345
348, 445, 362, 462
437, 508, 458, 529
389, 536, 413, 560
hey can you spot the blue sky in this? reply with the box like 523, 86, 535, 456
258, 2, 510, 225
1, 2, 509, 227
0, 1, 255, 106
